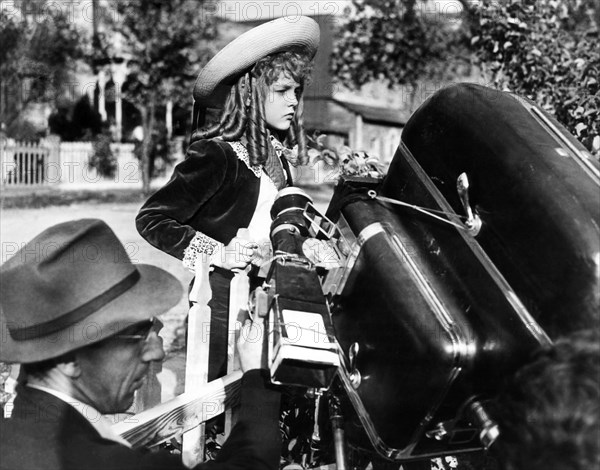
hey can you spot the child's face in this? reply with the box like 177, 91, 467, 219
264, 72, 301, 132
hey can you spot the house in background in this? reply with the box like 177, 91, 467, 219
4, 1, 476, 162
64, 1, 410, 161
300, 14, 409, 164
1, 1, 409, 189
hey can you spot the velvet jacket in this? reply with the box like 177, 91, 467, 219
0, 370, 281, 470
136, 139, 292, 261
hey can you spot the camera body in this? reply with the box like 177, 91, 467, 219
260, 188, 340, 390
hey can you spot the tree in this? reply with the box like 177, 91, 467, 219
331, 0, 466, 89
0, 5, 84, 128
331, 0, 599, 156
473, 0, 599, 156
110, 0, 219, 193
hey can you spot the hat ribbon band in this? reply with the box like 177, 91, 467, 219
9, 269, 141, 341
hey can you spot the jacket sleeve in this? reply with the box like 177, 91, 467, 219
135, 140, 229, 260
124, 370, 281, 470
197, 369, 282, 470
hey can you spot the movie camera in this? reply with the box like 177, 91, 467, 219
249, 84, 599, 467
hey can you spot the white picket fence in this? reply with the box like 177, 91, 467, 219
0, 140, 49, 186
58, 141, 139, 187
1, 138, 139, 188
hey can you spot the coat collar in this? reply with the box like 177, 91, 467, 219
8, 384, 124, 445
26, 384, 132, 447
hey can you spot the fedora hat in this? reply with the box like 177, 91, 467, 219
0, 219, 183, 363
193, 15, 320, 108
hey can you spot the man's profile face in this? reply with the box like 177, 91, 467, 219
73, 321, 165, 414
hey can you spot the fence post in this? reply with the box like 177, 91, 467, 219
111, 143, 139, 186
44, 135, 61, 185
0, 134, 7, 185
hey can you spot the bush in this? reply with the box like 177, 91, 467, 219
89, 131, 117, 178
48, 96, 103, 142
133, 124, 171, 178
6, 119, 42, 142
473, 0, 599, 156
331, 0, 599, 157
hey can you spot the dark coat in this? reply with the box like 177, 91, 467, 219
136, 139, 291, 261
0, 370, 281, 470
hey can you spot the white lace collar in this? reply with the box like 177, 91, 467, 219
228, 141, 262, 178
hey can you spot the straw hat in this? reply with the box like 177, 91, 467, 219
193, 16, 320, 108
0, 219, 183, 363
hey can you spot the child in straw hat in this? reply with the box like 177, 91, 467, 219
136, 16, 320, 381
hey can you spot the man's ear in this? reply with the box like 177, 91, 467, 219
55, 357, 81, 379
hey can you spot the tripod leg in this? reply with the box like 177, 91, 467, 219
329, 393, 348, 470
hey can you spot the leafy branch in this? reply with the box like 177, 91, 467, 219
332, 0, 599, 156
307, 133, 386, 178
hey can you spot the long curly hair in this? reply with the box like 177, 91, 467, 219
191, 51, 313, 166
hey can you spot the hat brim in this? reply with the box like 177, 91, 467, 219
0, 264, 183, 363
193, 16, 320, 108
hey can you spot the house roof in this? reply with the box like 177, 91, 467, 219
333, 98, 407, 126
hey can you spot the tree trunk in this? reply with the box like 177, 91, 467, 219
140, 96, 156, 194
404, 0, 417, 23
456, 0, 475, 29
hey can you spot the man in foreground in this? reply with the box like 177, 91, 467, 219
0, 218, 280, 470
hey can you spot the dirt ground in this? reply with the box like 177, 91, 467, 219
0, 184, 334, 404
